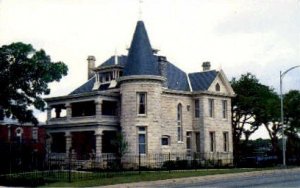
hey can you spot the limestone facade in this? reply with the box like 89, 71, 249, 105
44, 20, 235, 163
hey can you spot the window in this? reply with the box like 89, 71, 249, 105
208, 99, 214, 118
105, 73, 110, 82
32, 127, 38, 141
138, 127, 147, 154
0, 108, 4, 121
194, 99, 200, 118
209, 132, 215, 152
222, 100, 228, 119
186, 132, 192, 155
196, 132, 200, 153
137, 93, 147, 115
161, 135, 170, 146
215, 83, 220, 91
177, 104, 183, 142
223, 132, 229, 152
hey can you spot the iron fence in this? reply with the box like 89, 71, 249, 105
1, 151, 300, 186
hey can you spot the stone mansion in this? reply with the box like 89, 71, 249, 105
45, 21, 235, 161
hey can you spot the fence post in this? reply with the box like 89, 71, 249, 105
138, 153, 141, 174
168, 152, 171, 173
68, 148, 72, 183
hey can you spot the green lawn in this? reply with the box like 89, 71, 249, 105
41, 168, 278, 187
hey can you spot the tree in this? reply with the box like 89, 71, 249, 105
262, 94, 281, 156
231, 73, 279, 158
111, 133, 129, 159
0, 42, 68, 125
265, 90, 300, 161
284, 90, 300, 134
264, 90, 300, 158
111, 132, 128, 169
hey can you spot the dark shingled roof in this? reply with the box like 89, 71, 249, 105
188, 70, 218, 91
69, 56, 127, 95
163, 60, 190, 91
98, 55, 127, 68
69, 77, 96, 95
68, 21, 218, 95
69, 59, 217, 94
123, 21, 159, 76
69, 56, 190, 95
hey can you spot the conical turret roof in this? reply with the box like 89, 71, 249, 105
123, 21, 159, 76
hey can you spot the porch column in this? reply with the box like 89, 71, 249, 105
65, 132, 72, 157
95, 132, 103, 158
46, 134, 52, 155
95, 99, 102, 120
66, 103, 72, 121
46, 107, 52, 123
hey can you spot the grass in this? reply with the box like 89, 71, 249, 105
41, 167, 280, 187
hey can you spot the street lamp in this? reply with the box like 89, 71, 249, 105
280, 65, 300, 167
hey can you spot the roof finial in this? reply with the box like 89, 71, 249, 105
114, 48, 118, 65
138, 0, 143, 20
217, 63, 222, 71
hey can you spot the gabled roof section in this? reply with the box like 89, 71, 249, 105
98, 55, 127, 68
69, 77, 95, 95
163, 59, 190, 91
188, 70, 218, 91
123, 21, 159, 76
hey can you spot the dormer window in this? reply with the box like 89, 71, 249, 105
215, 83, 220, 92
100, 72, 112, 83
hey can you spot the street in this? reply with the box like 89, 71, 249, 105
163, 169, 300, 188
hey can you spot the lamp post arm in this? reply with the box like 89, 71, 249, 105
281, 65, 300, 79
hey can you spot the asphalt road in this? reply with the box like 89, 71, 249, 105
164, 170, 300, 188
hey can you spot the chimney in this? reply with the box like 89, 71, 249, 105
202, 61, 211, 71
158, 56, 168, 87
87, 55, 96, 80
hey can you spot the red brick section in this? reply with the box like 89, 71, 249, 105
0, 124, 46, 145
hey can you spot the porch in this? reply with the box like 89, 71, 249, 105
47, 130, 118, 160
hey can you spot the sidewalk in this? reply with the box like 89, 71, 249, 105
99, 167, 300, 188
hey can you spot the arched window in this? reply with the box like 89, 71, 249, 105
177, 103, 183, 142
215, 83, 220, 92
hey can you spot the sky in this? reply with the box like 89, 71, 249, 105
0, 0, 299, 139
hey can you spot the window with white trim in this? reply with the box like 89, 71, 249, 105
186, 132, 192, 155
0, 108, 4, 121
209, 131, 216, 152
208, 99, 214, 118
223, 132, 229, 152
196, 132, 200, 153
216, 83, 220, 91
177, 104, 183, 142
194, 99, 200, 118
137, 92, 147, 115
138, 127, 147, 154
222, 100, 228, 119
32, 127, 38, 141
161, 135, 170, 146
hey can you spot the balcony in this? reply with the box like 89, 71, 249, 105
47, 100, 119, 126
